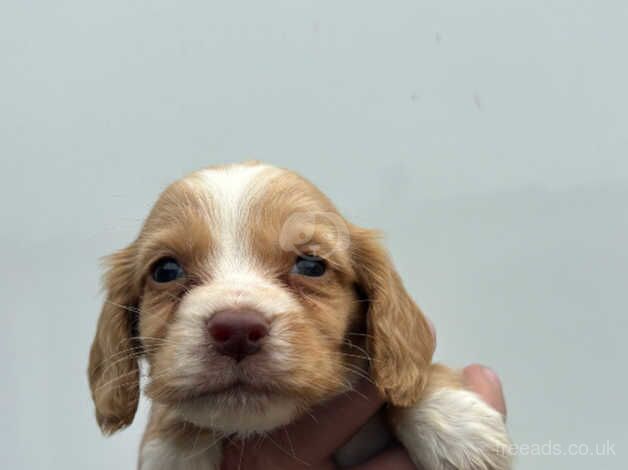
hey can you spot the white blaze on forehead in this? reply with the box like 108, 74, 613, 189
196, 163, 280, 279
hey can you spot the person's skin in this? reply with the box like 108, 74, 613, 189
221, 324, 507, 470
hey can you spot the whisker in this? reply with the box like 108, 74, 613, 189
93, 368, 144, 393
183, 431, 224, 461
105, 300, 140, 314
282, 427, 297, 460
264, 432, 309, 466
346, 331, 376, 341
339, 364, 376, 386
341, 340, 374, 362
94, 347, 157, 377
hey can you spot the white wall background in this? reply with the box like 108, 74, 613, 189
1, 1, 626, 469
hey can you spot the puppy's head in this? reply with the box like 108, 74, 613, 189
88, 162, 435, 435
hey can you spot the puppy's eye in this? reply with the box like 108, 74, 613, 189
151, 257, 184, 283
291, 255, 326, 277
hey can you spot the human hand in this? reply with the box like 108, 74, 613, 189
220, 364, 506, 470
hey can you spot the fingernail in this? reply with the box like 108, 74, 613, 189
482, 367, 501, 386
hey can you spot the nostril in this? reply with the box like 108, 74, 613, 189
247, 325, 267, 343
209, 323, 233, 343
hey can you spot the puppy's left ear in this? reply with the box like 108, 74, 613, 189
350, 226, 436, 406
88, 245, 141, 435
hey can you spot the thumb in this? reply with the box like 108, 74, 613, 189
462, 364, 507, 418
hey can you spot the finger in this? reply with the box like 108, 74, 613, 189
462, 364, 507, 417
351, 445, 418, 470
267, 378, 384, 462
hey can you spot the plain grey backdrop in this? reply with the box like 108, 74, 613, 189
1, 1, 626, 469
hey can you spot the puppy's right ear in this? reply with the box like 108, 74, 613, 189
88, 246, 141, 435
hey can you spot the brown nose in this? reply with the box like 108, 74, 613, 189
207, 309, 269, 362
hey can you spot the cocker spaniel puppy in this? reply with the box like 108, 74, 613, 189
88, 162, 512, 469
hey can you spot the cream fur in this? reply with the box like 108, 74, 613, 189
140, 438, 221, 470
391, 388, 513, 470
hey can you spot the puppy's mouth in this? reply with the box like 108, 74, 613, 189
157, 377, 284, 405
169, 375, 303, 434
197, 380, 275, 398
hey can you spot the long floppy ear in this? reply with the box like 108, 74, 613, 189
88, 246, 141, 435
350, 226, 436, 407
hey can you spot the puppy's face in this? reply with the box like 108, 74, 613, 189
88, 163, 435, 436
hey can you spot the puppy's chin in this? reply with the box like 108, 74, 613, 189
174, 389, 301, 435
